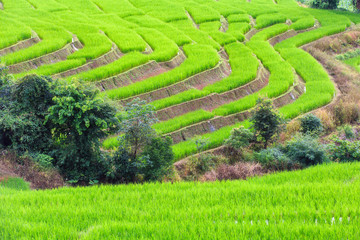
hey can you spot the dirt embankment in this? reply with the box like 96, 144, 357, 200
96, 50, 186, 91
220, 16, 228, 32
0, 151, 64, 189
269, 30, 297, 46
245, 28, 259, 40
8, 36, 83, 74
0, 32, 40, 57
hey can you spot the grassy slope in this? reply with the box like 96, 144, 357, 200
1, 162, 360, 239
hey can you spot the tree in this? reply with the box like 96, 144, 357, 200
250, 98, 284, 149
0, 74, 53, 153
142, 136, 174, 181
118, 98, 158, 160
45, 80, 119, 183
109, 99, 175, 183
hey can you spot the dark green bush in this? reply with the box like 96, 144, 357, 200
284, 134, 329, 167
254, 147, 295, 171
225, 126, 254, 150
46, 80, 119, 183
300, 114, 323, 135
142, 137, 174, 181
311, 0, 339, 9
250, 98, 284, 148
328, 136, 360, 162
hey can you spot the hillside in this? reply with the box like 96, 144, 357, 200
1, 162, 360, 239
1, 0, 360, 160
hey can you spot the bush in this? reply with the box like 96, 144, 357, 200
311, 0, 339, 9
109, 100, 174, 183
316, 109, 335, 133
250, 98, 284, 148
284, 134, 329, 167
255, 147, 296, 171
300, 114, 323, 135
186, 153, 228, 180
142, 137, 174, 181
328, 136, 360, 162
107, 146, 146, 183
225, 126, 254, 150
202, 162, 263, 181
332, 100, 360, 125
342, 124, 356, 139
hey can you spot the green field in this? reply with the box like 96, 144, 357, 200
1, 162, 360, 239
1, 0, 360, 159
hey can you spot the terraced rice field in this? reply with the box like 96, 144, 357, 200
1, 162, 360, 239
1, 0, 360, 160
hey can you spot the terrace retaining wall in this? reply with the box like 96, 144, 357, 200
8, 37, 83, 74
156, 65, 268, 121
96, 50, 186, 91
53, 46, 123, 79
0, 33, 40, 57
120, 59, 231, 105
166, 81, 305, 144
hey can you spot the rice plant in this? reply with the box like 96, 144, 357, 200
105, 44, 219, 100
1, 163, 360, 239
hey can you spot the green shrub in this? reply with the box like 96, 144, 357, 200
142, 137, 174, 181
328, 136, 360, 162
225, 126, 254, 150
255, 147, 295, 171
250, 98, 285, 148
300, 114, 323, 135
311, 0, 339, 9
284, 134, 328, 167
341, 124, 356, 139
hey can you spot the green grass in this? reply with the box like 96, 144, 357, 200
91, 0, 144, 17
0, 177, 30, 191
251, 23, 289, 41
255, 13, 287, 29
126, 15, 193, 46
68, 52, 149, 82
153, 109, 215, 135
2, 162, 360, 239
136, 27, 179, 62
14, 58, 87, 78
275, 25, 347, 49
170, 19, 220, 50
291, 17, 315, 31
185, 1, 221, 24
227, 14, 250, 23
343, 56, 360, 72
1, 19, 72, 65
104, 26, 147, 53
0, 16, 32, 50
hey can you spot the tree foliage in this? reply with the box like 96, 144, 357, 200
0, 69, 120, 183
250, 98, 284, 148
118, 98, 158, 160
45, 80, 119, 182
